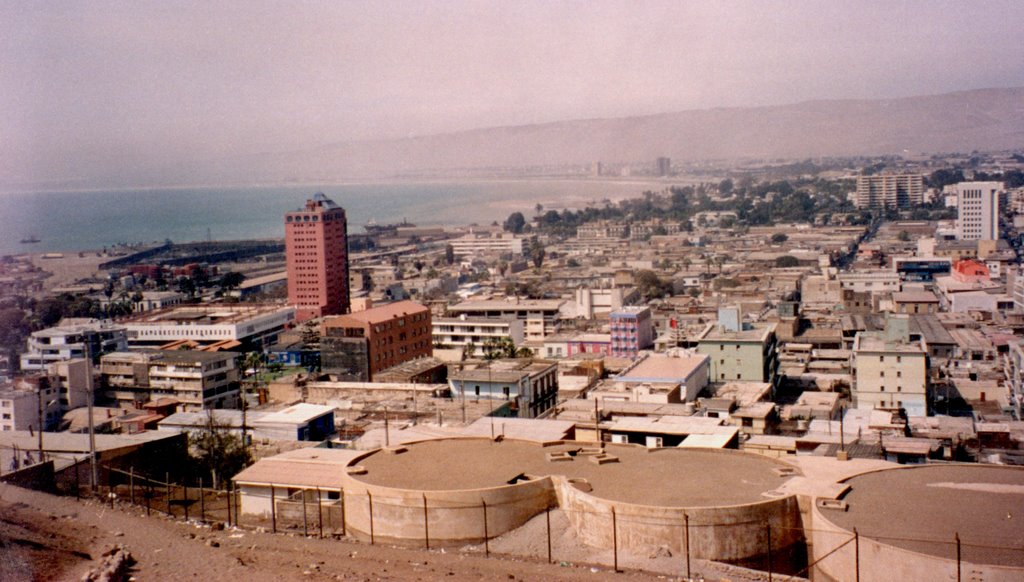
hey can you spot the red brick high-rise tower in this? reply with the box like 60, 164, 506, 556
285, 192, 350, 321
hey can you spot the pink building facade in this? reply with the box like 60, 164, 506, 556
285, 193, 350, 321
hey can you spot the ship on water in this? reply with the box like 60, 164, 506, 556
19, 235, 41, 244
363, 218, 414, 236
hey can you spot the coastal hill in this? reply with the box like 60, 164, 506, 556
134, 86, 1024, 186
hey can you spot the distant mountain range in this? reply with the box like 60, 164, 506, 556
109, 86, 1024, 187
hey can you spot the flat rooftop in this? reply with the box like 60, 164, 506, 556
450, 299, 565, 312
350, 438, 796, 507
826, 465, 1024, 566
616, 353, 708, 382
698, 322, 775, 343
126, 304, 292, 325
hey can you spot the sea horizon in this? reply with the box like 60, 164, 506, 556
0, 178, 673, 256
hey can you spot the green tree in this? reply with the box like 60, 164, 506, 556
188, 410, 252, 488
529, 237, 545, 268
504, 212, 527, 234
775, 255, 800, 268
219, 271, 246, 290
635, 270, 669, 300
897, 230, 911, 242
0, 308, 29, 372
771, 233, 789, 244
719, 178, 734, 195
444, 244, 455, 265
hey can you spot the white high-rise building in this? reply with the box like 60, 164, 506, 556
955, 182, 1001, 241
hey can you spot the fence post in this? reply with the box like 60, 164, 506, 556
144, 480, 151, 516
129, 467, 135, 506
766, 522, 773, 582
854, 528, 860, 582
482, 499, 489, 557
612, 507, 619, 573
368, 491, 375, 545
165, 472, 172, 517
955, 532, 961, 582
234, 483, 240, 526
184, 481, 190, 522
74, 457, 80, 500
340, 488, 346, 536
546, 507, 552, 564
108, 466, 114, 509
302, 489, 309, 537
226, 482, 232, 527
317, 487, 323, 539
684, 513, 691, 580
270, 484, 277, 534
199, 477, 206, 524
422, 494, 430, 550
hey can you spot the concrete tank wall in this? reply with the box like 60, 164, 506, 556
341, 471, 555, 546
812, 503, 1024, 582
554, 475, 803, 567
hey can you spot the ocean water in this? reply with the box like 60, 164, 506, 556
0, 180, 657, 255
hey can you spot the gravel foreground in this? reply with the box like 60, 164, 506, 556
0, 483, 792, 581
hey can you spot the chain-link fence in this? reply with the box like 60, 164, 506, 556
55, 469, 1023, 582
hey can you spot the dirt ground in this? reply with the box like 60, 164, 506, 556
0, 483, 791, 582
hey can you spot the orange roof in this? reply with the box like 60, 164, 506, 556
323, 300, 428, 327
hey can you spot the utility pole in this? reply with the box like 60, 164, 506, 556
86, 361, 98, 489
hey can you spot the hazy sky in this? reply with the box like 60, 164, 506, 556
3, 1, 1023, 184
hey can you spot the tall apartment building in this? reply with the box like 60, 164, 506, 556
321, 300, 432, 381
855, 175, 924, 209
285, 193, 350, 321
955, 181, 1001, 241
609, 306, 655, 359
656, 157, 671, 177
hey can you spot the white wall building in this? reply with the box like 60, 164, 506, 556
20, 319, 128, 371
123, 305, 296, 349
955, 181, 1001, 241
852, 317, 928, 417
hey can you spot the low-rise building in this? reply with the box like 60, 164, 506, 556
609, 306, 655, 358
20, 319, 127, 371
696, 309, 778, 386
447, 298, 564, 342
448, 232, 523, 257
432, 315, 524, 358
448, 359, 558, 419
123, 304, 296, 351
320, 300, 432, 381
99, 350, 239, 411
610, 351, 710, 403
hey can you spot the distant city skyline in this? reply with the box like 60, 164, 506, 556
3, 1, 1024, 185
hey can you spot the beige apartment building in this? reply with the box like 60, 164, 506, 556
100, 350, 239, 411
696, 311, 778, 386
852, 317, 928, 417
855, 174, 924, 209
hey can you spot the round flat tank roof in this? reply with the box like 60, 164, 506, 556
825, 464, 1024, 567
349, 439, 795, 507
